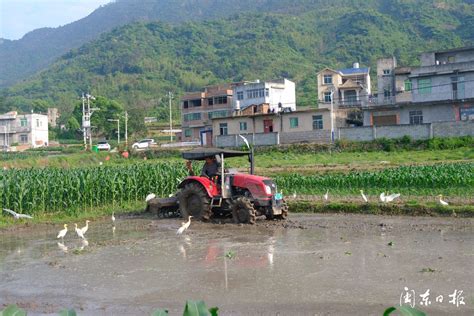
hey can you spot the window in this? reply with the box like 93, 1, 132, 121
239, 122, 247, 131
452, 76, 465, 99
383, 69, 391, 75
447, 56, 455, 63
20, 118, 27, 127
265, 88, 269, 97
183, 101, 189, 109
409, 110, 423, 125
404, 80, 412, 92
323, 74, 333, 84
184, 129, 192, 137
418, 78, 432, 94
183, 113, 202, 122
214, 96, 227, 104
289, 117, 299, 128
207, 110, 229, 119
246, 88, 266, 99
36, 119, 40, 127
312, 115, 323, 130
190, 99, 202, 107
384, 88, 392, 98
219, 123, 228, 136
237, 91, 244, 100
208, 110, 229, 119
20, 134, 28, 143
324, 92, 332, 102
208, 98, 214, 106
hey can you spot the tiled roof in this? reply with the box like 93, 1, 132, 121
337, 67, 369, 75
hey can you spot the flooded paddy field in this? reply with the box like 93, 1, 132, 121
0, 214, 473, 315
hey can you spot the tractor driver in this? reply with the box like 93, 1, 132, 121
186, 156, 220, 179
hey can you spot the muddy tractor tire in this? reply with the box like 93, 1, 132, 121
276, 201, 289, 220
178, 182, 212, 221
232, 197, 257, 224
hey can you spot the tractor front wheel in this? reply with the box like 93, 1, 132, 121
276, 201, 289, 220
232, 197, 256, 224
178, 182, 212, 221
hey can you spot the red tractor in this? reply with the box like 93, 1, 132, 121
175, 147, 288, 224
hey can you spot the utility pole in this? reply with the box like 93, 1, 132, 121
82, 94, 87, 150
124, 111, 128, 147
169, 91, 173, 142
81, 93, 98, 151
87, 95, 93, 150
330, 89, 335, 143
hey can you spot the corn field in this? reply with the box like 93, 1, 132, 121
0, 163, 188, 215
275, 163, 474, 196
1, 162, 472, 215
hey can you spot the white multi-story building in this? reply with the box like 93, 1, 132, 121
0, 111, 49, 149
232, 78, 296, 113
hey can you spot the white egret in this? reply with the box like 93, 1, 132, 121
292, 191, 297, 199
386, 193, 400, 202
74, 223, 85, 240
3, 208, 33, 219
360, 190, 368, 203
177, 216, 193, 235
111, 212, 116, 223
57, 242, 68, 253
145, 193, 156, 203
324, 189, 329, 201
379, 192, 386, 202
438, 195, 449, 206
57, 224, 68, 239
80, 220, 90, 235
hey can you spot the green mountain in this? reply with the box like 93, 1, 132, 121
0, 0, 367, 88
1, 0, 473, 122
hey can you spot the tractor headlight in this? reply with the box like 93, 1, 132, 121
264, 185, 272, 195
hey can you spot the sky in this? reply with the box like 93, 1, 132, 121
0, 0, 113, 40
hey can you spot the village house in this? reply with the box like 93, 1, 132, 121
212, 106, 331, 147
0, 111, 49, 149
317, 63, 371, 109
180, 84, 234, 146
232, 78, 296, 113
365, 47, 474, 126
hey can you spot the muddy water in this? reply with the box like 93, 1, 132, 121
0, 214, 473, 315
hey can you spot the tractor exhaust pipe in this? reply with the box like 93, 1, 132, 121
249, 146, 254, 175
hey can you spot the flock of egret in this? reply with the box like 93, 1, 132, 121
289, 190, 451, 206
2, 188, 453, 253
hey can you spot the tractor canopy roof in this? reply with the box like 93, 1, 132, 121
182, 147, 249, 161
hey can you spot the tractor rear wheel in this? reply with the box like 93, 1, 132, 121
276, 201, 289, 220
232, 197, 256, 224
178, 182, 212, 221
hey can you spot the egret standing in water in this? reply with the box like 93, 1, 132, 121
177, 216, 193, 235
438, 195, 449, 206
360, 190, 368, 203
57, 224, 68, 239
80, 220, 90, 235
111, 212, 116, 224
74, 223, 86, 240
324, 189, 329, 201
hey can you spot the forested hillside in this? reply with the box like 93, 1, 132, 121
0, 0, 363, 88
1, 0, 473, 122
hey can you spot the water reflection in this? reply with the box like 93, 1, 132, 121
57, 242, 68, 253
79, 239, 89, 251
